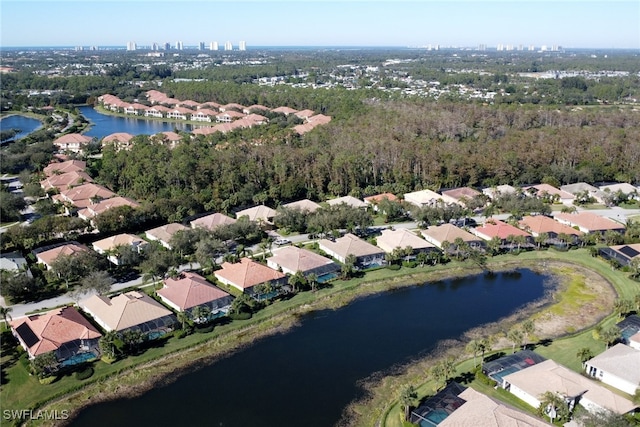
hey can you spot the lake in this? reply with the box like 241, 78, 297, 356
80, 106, 197, 138
0, 115, 42, 142
69, 269, 548, 427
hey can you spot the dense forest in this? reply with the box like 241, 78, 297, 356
95, 101, 640, 223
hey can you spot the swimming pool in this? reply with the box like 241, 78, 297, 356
60, 352, 97, 367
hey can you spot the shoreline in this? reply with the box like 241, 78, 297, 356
29, 256, 616, 427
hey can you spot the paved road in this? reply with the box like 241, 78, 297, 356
3, 206, 639, 321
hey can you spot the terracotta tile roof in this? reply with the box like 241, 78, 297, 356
519, 215, 582, 237
294, 109, 315, 119
376, 229, 435, 253
199, 102, 221, 110
243, 104, 270, 114
473, 219, 531, 241
503, 359, 636, 415
272, 106, 298, 115
214, 258, 286, 291
235, 205, 277, 223
307, 114, 332, 124
92, 233, 148, 253
154, 131, 182, 142
439, 388, 553, 427
102, 132, 135, 143
318, 233, 384, 259
523, 183, 575, 200
216, 110, 245, 120
58, 183, 116, 208
10, 306, 101, 357
193, 108, 218, 117
326, 195, 367, 209
40, 170, 93, 192
554, 212, 625, 233
54, 133, 92, 145
35, 242, 89, 268
243, 113, 268, 124
158, 272, 231, 311
77, 196, 140, 219
80, 291, 175, 332
421, 224, 481, 247
145, 223, 189, 247
220, 103, 245, 111
363, 193, 398, 204
190, 212, 236, 230
441, 187, 481, 202
179, 100, 201, 108
282, 199, 322, 213
43, 160, 86, 177
266, 246, 337, 275
191, 127, 218, 136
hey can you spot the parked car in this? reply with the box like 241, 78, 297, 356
274, 238, 291, 245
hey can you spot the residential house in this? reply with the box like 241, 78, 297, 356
152, 131, 182, 147
43, 159, 86, 177
80, 291, 177, 336
403, 189, 458, 208
216, 111, 245, 123
34, 242, 90, 270
235, 205, 277, 225
179, 100, 200, 109
282, 199, 322, 213
375, 228, 436, 255
363, 193, 398, 212
0, 251, 31, 276
190, 212, 237, 231
584, 344, 640, 395
266, 246, 339, 279
53, 133, 93, 153
503, 359, 637, 415
40, 170, 93, 192
554, 212, 625, 234
145, 223, 189, 249
144, 105, 171, 118
472, 219, 533, 247
199, 102, 221, 111
157, 272, 233, 321
438, 387, 553, 427
10, 306, 101, 365
560, 182, 606, 204
77, 196, 141, 222
617, 315, 640, 345
519, 215, 582, 245
600, 183, 640, 201
598, 243, 640, 267
123, 103, 148, 116
325, 195, 368, 209
53, 183, 116, 210
102, 132, 135, 151
482, 184, 517, 200
630, 333, 640, 351
523, 183, 575, 205
421, 223, 485, 250
92, 233, 149, 265
190, 109, 217, 122
242, 113, 269, 125
219, 103, 245, 112
214, 258, 287, 295
166, 107, 192, 120
294, 109, 315, 120
318, 233, 385, 267
243, 104, 270, 114
271, 106, 298, 116
441, 187, 482, 207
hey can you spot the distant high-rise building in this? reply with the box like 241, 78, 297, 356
198, 42, 205, 50
164, 42, 171, 50
239, 40, 246, 51
75, 46, 84, 51
477, 44, 486, 51
497, 44, 504, 51
528, 45, 535, 51
210, 41, 219, 51
126, 41, 137, 51
176, 41, 183, 50
224, 41, 233, 51
152, 42, 159, 51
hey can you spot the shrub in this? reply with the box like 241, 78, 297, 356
38, 376, 57, 385
196, 324, 214, 334
474, 368, 497, 387
75, 366, 94, 381
402, 261, 417, 268
229, 312, 252, 321
387, 264, 401, 271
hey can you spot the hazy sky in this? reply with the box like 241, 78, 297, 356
1, 0, 639, 49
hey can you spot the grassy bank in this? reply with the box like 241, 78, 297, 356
354, 249, 638, 427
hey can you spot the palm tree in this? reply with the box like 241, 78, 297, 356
307, 273, 318, 292
534, 232, 548, 249
0, 305, 13, 325
478, 338, 491, 367
398, 384, 418, 422
99, 331, 120, 359
466, 339, 482, 368
487, 236, 502, 256
507, 328, 523, 353
416, 251, 428, 268
538, 391, 570, 423
576, 347, 593, 366
521, 319, 535, 349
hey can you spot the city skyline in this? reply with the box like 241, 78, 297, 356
1, 1, 639, 49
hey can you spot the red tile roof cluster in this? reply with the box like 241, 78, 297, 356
215, 258, 285, 291
158, 272, 231, 311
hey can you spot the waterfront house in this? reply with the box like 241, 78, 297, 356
166, 107, 192, 120
584, 344, 640, 395
266, 246, 339, 278
157, 272, 233, 322
375, 228, 436, 256
631, 333, 640, 351
599, 243, 640, 267
145, 223, 189, 249
554, 212, 625, 234
190, 109, 217, 122
190, 212, 237, 231
472, 219, 533, 247
216, 111, 245, 123
80, 291, 177, 337
34, 242, 90, 270
145, 105, 171, 118
53, 133, 93, 153
318, 233, 385, 267
503, 359, 637, 415
421, 223, 484, 249
214, 258, 287, 296
10, 306, 101, 364
102, 132, 135, 151
519, 215, 582, 245
92, 233, 149, 265
123, 103, 148, 116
